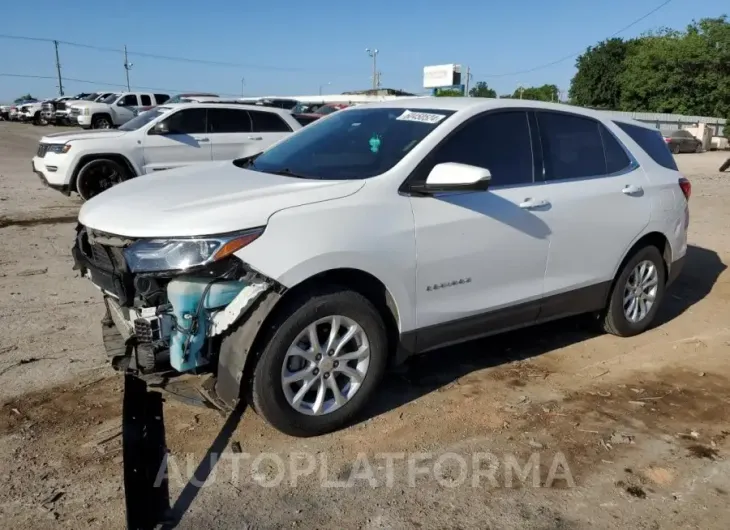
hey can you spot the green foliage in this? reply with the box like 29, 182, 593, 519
469, 81, 497, 98
570, 16, 730, 117
435, 89, 464, 97
14, 93, 34, 103
512, 84, 559, 102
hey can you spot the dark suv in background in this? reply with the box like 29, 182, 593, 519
663, 129, 702, 154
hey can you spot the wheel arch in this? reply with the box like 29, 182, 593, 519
69, 153, 139, 192
607, 231, 671, 305
91, 112, 113, 127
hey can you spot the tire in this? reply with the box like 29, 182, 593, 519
32, 112, 43, 126
695, 143, 703, 153
91, 114, 112, 129
601, 246, 666, 337
247, 287, 389, 437
671, 143, 680, 155
75, 158, 131, 201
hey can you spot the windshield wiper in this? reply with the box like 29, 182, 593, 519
268, 168, 311, 179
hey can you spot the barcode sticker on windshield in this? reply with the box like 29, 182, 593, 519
396, 110, 446, 124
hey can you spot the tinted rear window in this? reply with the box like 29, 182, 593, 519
614, 121, 678, 171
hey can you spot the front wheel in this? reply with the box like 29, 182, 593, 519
695, 143, 703, 153
601, 246, 666, 337
248, 288, 389, 437
671, 143, 681, 155
91, 115, 112, 129
75, 158, 131, 201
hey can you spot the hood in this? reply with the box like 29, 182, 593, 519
41, 130, 127, 142
71, 101, 106, 109
78, 161, 365, 238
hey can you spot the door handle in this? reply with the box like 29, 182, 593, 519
519, 198, 550, 210
622, 184, 643, 195
196, 137, 210, 142
248, 136, 263, 141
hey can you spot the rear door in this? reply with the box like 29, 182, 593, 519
141, 108, 211, 173
248, 109, 293, 150
532, 110, 651, 317
207, 107, 259, 160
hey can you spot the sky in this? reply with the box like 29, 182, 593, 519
0, 0, 727, 102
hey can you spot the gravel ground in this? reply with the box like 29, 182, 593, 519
1, 122, 729, 529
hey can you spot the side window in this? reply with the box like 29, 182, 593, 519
428, 111, 534, 187
207, 108, 252, 133
157, 108, 207, 134
140, 95, 152, 106
249, 110, 292, 133
613, 121, 678, 171
599, 125, 632, 174
119, 94, 138, 107
537, 112, 606, 180
154, 94, 170, 104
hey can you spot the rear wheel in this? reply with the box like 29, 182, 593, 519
601, 246, 666, 337
247, 288, 389, 437
695, 143, 703, 153
75, 158, 131, 201
671, 143, 681, 155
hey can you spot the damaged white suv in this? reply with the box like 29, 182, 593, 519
73, 98, 689, 437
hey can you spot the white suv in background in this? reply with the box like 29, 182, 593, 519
72, 98, 689, 437
32, 102, 300, 200
70, 92, 170, 129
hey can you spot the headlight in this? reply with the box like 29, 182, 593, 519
123, 228, 264, 273
46, 143, 71, 154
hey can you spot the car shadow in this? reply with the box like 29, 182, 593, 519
359, 244, 726, 423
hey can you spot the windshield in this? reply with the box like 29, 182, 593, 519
292, 102, 321, 114
101, 94, 118, 104
119, 109, 166, 131
82, 93, 100, 101
316, 105, 341, 115
239, 107, 455, 180
164, 95, 187, 104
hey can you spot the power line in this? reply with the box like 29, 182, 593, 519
0, 33, 325, 73
0, 73, 239, 97
474, 0, 674, 79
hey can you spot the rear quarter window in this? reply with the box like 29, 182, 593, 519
614, 121, 678, 171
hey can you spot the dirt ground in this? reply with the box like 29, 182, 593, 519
1, 121, 729, 529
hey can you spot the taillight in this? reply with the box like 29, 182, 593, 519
664, 137, 671, 143
678, 177, 691, 201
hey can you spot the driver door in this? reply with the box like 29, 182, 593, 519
141, 108, 212, 173
409, 110, 550, 351
112, 94, 139, 125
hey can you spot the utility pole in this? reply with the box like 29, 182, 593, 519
365, 48, 379, 90
241, 77, 245, 96
123, 45, 133, 92
53, 40, 64, 96
464, 66, 471, 96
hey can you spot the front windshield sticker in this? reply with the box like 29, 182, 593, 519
396, 109, 446, 124
369, 134, 381, 153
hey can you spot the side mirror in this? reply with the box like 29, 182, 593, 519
412, 162, 492, 194
151, 121, 170, 135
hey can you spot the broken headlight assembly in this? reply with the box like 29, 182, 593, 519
123, 227, 264, 273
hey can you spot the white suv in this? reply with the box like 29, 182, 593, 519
72, 98, 689, 437
32, 103, 301, 200
69, 92, 170, 129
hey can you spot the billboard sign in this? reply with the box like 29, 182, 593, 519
423, 64, 462, 89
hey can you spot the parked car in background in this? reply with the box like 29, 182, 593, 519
664, 129, 702, 154
18, 100, 46, 124
133, 92, 221, 117
254, 98, 300, 110
32, 102, 300, 200
41, 96, 77, 125
291, 102, 325, 114
70, 98, 688, 437
69, 92, 170, 129
0, 104, 10, 120
292, 103, 350, 126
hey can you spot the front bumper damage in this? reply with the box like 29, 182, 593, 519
72, 224, 280, 409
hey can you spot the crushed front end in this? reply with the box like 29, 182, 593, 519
72, 224, 275, 378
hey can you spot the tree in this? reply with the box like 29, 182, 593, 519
569, 38, 634, 109
14, 93, 34, 103
511, 84, 559, 102
435, 89, 463, 97
469, 81, 496, 98
569, 16, 730, 116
